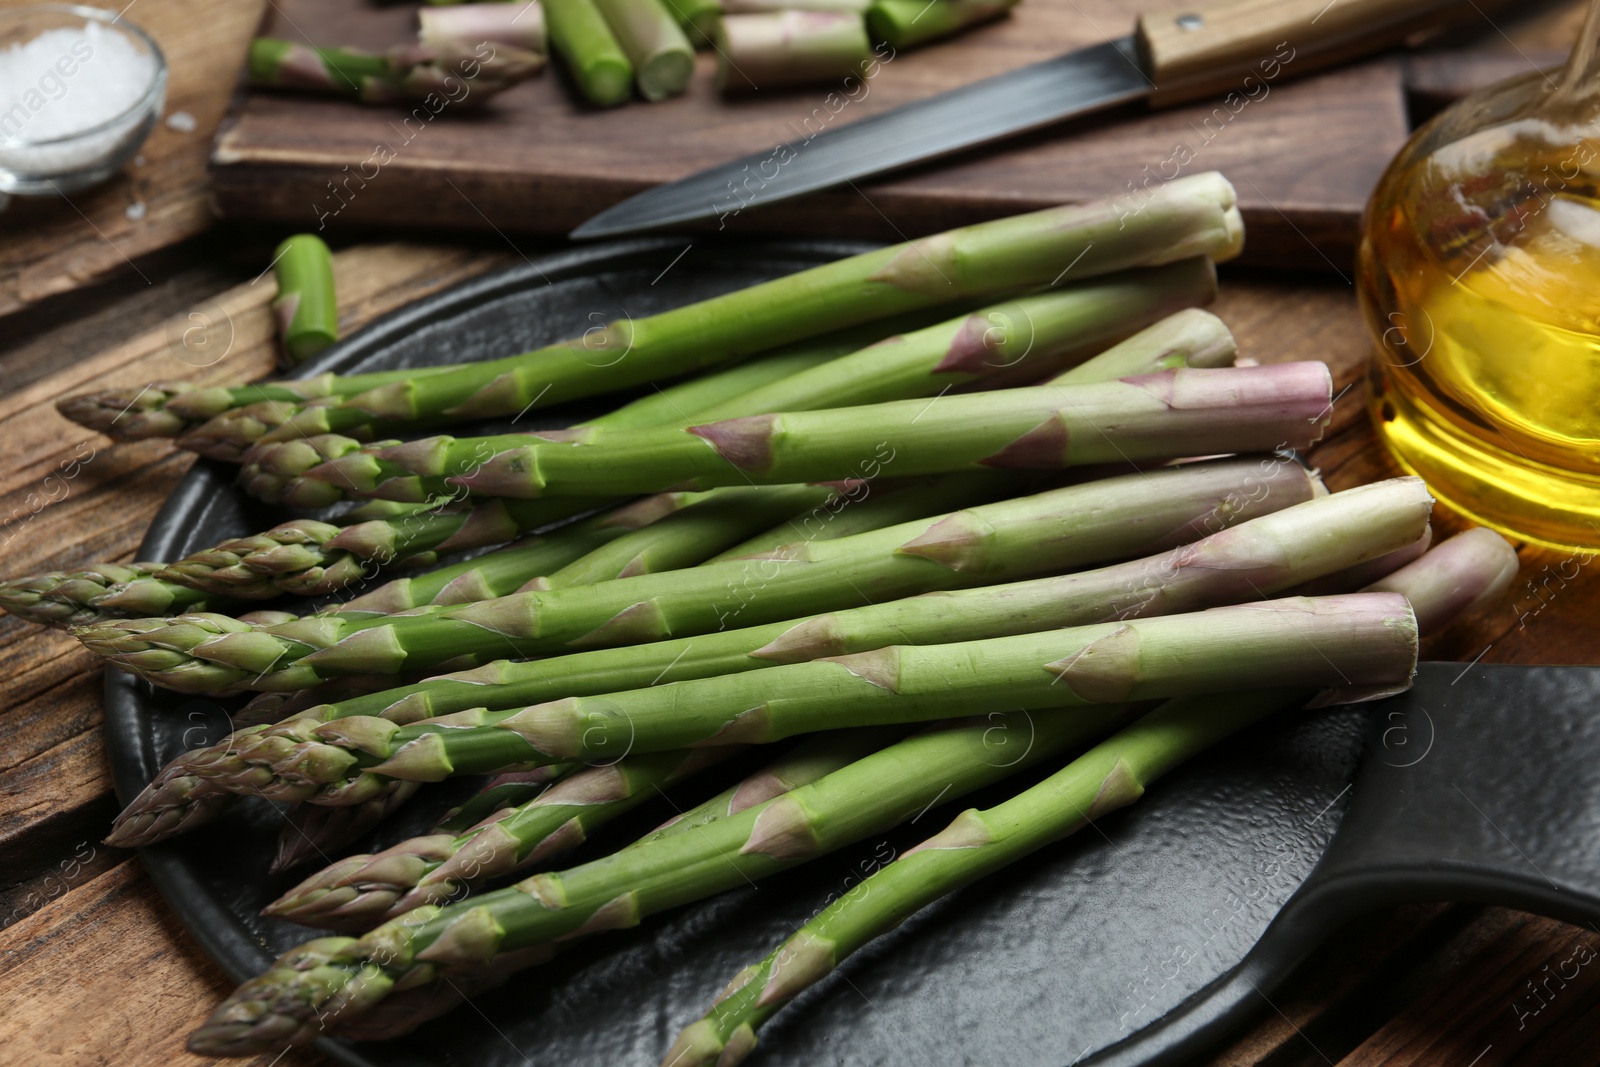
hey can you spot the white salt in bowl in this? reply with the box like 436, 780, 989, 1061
0, 5, 166, 195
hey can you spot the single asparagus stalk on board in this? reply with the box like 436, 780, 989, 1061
245, 37, 544, 104
108, 461, 1395, 843
593, 0, 696, 100
188, 705, 1138, 1054
271, 235, 339, 368
241, 260, 1219, 507
62, 174, 1245, 460
865, 0, 1018, 50
546, 0, 635, 105
0, 563, 226, 630
315, 362, 1332, 503
661, 529, 1518, 1067
418, 3, 547, 53
182, 595, 1419, 801
77, 456, 1319, 696
716, 11, 873, 92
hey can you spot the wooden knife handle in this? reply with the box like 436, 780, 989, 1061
1136, 0, 1484, 106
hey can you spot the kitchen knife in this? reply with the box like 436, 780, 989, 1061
571, 0, 1485, 240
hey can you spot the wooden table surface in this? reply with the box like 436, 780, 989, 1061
3, 0, 1600, 1061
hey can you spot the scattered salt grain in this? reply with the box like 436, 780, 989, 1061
0, 21, 159, 182
164, 109, 194, 133
125, 199, 145, 220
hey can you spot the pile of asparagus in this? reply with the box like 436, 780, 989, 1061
11, 173, 1518, 1061
248, 0, 1019, 110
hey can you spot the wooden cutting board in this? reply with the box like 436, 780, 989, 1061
209, 0, 1425, 269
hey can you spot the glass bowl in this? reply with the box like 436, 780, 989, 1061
0, 4, 167, 195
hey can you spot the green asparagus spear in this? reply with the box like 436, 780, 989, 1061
156, 594, 1420, 807
267, 744, 746, 928
299, 363, 1327, 503
271, 235, 339, 368
64, 175, 1244, 460
149, 338, 856, 601
431, 767, 576, 835
187, 706, 1137, 1055
865, 0, 1018, 49
242, 261, 1219, 508
545, 0, 635, 104
0, 562, 226, 630
271, 726, 899, 929
270, 782, 421, 874
418, 3, 547, 53
662, 529, 1518, 1067
593, 0, 696, 99
77, 457, 1319, 696
106, 461, 1387, 846
246, 37, 545, 104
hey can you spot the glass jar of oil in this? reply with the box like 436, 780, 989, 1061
1361, 2, 1600, 550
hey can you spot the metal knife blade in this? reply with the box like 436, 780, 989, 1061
570, 37, 1151, 240
571, 0, 1493, 241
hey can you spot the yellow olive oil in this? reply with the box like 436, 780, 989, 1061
1362, 54, 1600, 550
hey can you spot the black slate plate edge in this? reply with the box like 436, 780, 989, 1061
100, 236, 882, 1067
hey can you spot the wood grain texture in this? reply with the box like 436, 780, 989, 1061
1335, 911, 1600, 1066
209, 0, 1415, 268
0, 860, 319, 1067
0, 0, 264, 319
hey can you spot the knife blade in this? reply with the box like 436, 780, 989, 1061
571, 0, 1485, 240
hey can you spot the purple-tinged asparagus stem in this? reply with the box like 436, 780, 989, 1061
247, 38, 544, 105
298, 362, 1331, 503
419, 3, 546, 54
77, 458, 1322, 695
660, 533, 1513, 1067
716, 11, 872, 91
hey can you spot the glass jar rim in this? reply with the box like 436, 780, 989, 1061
0, 4, 168, 149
